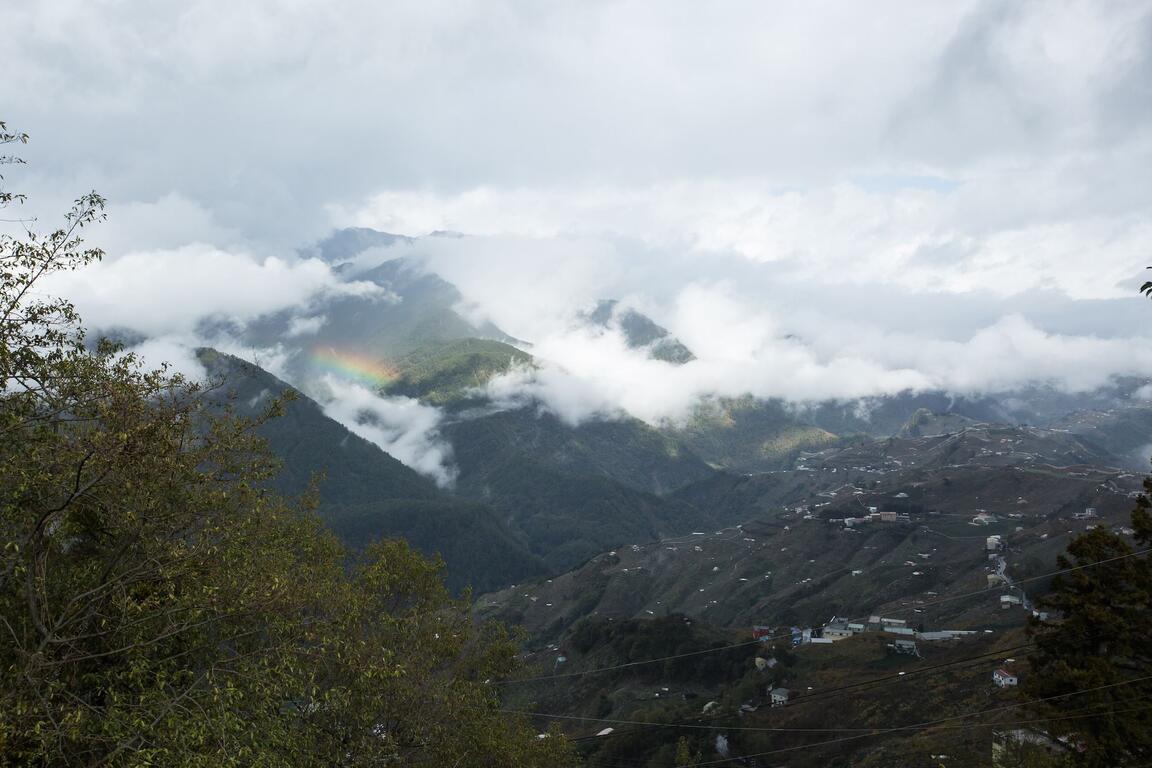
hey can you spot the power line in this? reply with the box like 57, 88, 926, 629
493, 548, 1149, 686
492, 639, 766, 685
679, 673, 1152, 767
586, 704, 1152, 768
506, 641, 1036, 740
759, 641, 1034, 708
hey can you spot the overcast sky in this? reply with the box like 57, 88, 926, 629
6, 1, 1152, 476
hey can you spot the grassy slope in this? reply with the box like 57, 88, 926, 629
383, 338, 531, 406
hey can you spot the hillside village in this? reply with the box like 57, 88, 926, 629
478, 419, 1146, 766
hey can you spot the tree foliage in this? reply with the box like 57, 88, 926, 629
0, 125, 574, 767
1024, 484, 1152, 767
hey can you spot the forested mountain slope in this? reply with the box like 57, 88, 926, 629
197, 349, 544, 592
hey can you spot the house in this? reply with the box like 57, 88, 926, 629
889, 638, 919, 656
847, 622, 866, 633
972, 512, 997, 526
769, 687, 791, 707
1000, 595, 1022, 609
789, 627, 812, 646
986, 535, 1002, 552
993, 668, 1018, 687
822, 625, 854, 641
1072, 507, 1097, 520
917, 631, 952, 641
752, 625, 774, 642
866, 510, 907, 523
880, 617, 907, 628
918, 630, 978, 641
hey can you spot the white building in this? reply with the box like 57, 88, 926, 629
993, 669, 1018, 687
822, 625, 854, 641
769, 687, 791, 707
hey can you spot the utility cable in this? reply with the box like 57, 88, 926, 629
493, 548, 1148, 686
679, 673, 1152, 767
505, 641, 1036, 739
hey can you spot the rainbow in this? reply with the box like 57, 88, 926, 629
309, 347, 399, 388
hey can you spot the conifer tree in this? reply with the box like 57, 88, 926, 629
1024, 482, 1152, 765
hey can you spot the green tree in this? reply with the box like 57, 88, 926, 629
1023, 485, 1152, 767
0, 124, 575, 767
673, 735, 702, 766
994, 731, 1075, 767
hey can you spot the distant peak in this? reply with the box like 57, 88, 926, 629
581, 299, 695, 364
303, 227, 412, 264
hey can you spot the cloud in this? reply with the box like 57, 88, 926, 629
343, 180, 1152, 302
5, 1, 1150, 245
479, 285, 1152, 426
119, 336, 209, 382
94, 193, 248, 257
286, 315, 327, 337
319, 376, 457, 487
41, 245, 383, 336
5, 0, 1152, 438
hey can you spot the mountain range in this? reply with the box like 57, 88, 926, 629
185, 227, 1152, 598
174, 227, 1152, 764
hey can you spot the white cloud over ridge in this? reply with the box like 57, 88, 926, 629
41, 245, 383, 336
319, 377, 457, 488
480, 287, 1152, 427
